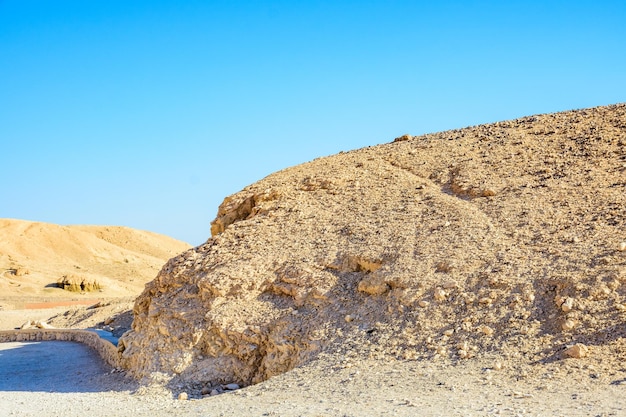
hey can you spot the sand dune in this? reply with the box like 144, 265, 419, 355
0, 219, 191, 307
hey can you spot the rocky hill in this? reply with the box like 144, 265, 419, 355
0, 219, 191, 305
119, 104, 626, 391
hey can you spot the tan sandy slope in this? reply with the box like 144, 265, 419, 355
0, 219, 191, 308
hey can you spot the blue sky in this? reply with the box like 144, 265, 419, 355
1, 1, 624, 245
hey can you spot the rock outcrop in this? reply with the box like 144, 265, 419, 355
56, 274, 102, 292
119, 104, 626, 388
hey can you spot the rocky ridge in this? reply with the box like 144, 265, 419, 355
119, 104, 626, 391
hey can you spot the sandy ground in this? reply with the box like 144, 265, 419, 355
0, 307, 73, 331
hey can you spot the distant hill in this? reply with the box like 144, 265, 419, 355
0, 219, 191, 302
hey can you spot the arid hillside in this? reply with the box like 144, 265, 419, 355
119, 104, 625, 392
0, 219, 191, 307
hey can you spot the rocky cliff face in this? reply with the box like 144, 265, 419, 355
119, 104, 626, 388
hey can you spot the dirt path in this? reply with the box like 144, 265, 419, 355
0, 341, 116, 392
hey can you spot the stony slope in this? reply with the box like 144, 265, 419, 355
119, 104, 626, 390
0, 219, 191, 304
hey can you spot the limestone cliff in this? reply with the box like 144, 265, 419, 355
119, 104, 626, 388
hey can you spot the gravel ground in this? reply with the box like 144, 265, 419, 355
1, 341, 625, 417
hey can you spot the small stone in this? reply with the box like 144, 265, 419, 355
210, 389, 220, 396
177, 392, 188, 401
443, 280, 458, 289
608, 279, 620, 290
20, 320, 35, 329
435, 262, 453, 273
394, 134, 412, 142
554, 295, 565, 307
402, 350, 417, 360
443, 329, 454, 336
434, 288, 447, 302
201, 387, 211, 396
456, 341, 469, 350
564, 343, 589, 359
357, 277, 390, 295
479, 325, 494, 336
561, 319, 577, 331
561, 297, 575, 313
418, 300, 430, 308
34, 320, 54, 329
493, 361, 503, 371
103, 317, 114, 325
344, 314, 354, 323
15, 267, 29, 276
479, 297, 493, 305
224, 383, 240, 390
619, 242, 626, 252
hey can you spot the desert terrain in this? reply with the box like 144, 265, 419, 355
0, 219, 191, 302
0, 220, 190, 330
1, 104, 626, 416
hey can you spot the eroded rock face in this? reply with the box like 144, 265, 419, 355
119, 104, 626, 387
56, 274, 102, 292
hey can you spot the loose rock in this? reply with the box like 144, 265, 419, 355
561, 319, 577, 331
560, 297, 575, 313
479, 325, 494, 336
564, 343, 589, 359
434, 288, 447, 302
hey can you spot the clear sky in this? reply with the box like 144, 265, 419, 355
1, 1, 624, 245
